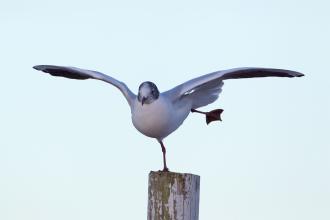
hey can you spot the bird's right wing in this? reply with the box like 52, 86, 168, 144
33, 65, 136, 106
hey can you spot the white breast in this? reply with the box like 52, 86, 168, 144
131, 95, 191, 139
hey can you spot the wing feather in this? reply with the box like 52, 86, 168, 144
33, 65, 136, 106
165, 67, 304, 108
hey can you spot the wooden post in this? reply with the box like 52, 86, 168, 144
147, 171, 200, 220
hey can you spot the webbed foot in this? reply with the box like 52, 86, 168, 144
206, 109, 223, 124
191, 108, 224, 125
159, 167, 169, 172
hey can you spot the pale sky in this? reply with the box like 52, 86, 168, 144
0, 0, 329, 219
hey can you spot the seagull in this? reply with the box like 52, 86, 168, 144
33, 65, 304, 171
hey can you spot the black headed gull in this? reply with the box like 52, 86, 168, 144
33, 65, 304, 171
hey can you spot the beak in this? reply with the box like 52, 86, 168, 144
142, 97, 147, 106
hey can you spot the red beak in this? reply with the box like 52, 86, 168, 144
142, 97, 147, 106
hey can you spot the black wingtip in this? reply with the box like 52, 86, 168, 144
288, 71, 304, 78
293, 70, 305, 77
33, 65, 44, 71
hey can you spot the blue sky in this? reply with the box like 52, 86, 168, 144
0, 0, 329, 219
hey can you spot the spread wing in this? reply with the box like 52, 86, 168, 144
33, 65, 136, 106
164, 67, 304, 109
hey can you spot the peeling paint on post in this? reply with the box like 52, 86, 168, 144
147, 171, 200, 220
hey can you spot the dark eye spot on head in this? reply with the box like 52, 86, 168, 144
150, 84, 159, 99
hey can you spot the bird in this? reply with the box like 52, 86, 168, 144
33, 65, 304, 172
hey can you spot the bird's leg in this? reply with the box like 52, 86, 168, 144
158, 140, 169, 172
191, 108, 224, 125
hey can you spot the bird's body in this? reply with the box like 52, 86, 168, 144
131, 94, 191, 139
33, 65, 304, 171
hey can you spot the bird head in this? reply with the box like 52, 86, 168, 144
138, 81, 159, 105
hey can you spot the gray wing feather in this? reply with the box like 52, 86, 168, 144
165, 67, 304, 108
184, 80, 224, 109
33, 65, 136, 106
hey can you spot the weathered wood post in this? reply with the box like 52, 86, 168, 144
147, 171, 200, 220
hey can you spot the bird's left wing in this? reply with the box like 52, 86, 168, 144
164, 67, 304, 108
33, 65, 136, 106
